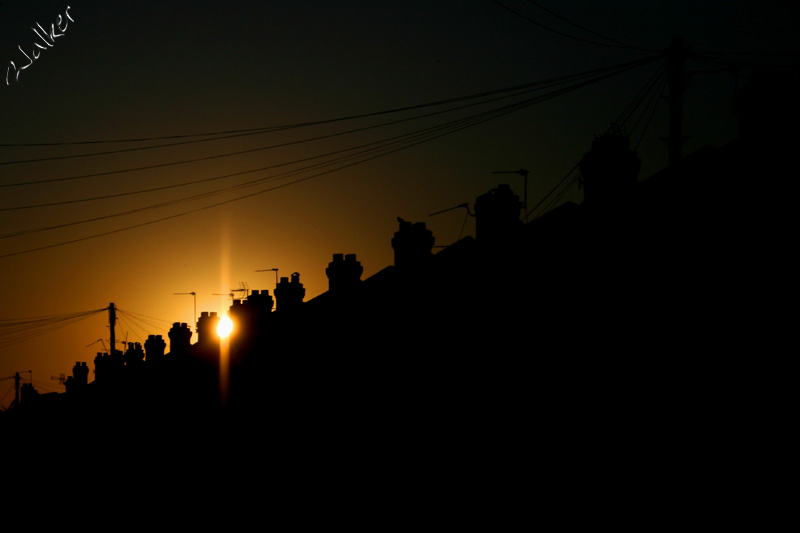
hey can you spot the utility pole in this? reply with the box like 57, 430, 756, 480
108, 303, 116, 357
1, 372, 28, 410
666, 36, 687, 172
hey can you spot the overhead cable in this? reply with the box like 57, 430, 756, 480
0, 55, 657, 257
0, 308, 107, 349
0, 56, 657, 177
1, 58, 660, 213
0, 64, 652, 158
492, 0, 649, 51
0, 54, 657, 244
524, 0, 657, 52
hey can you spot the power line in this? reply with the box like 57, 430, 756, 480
1, 57, 656, 188
540, 173, 580, 214
525, 59, 670, 219
631, 71, 668, 150
1, 98, 552, 251
0, 76, 646, 257
0, 68, 643, 162
0, 308, 107, 349
690, 51, 800, 74
492, 0, 650, 51
524, 163, 579, 221
0, 125, 282, 148
115, 309, 173, 343
2, 61, 653, 213
1, 385, 16, 410
523, 0, 657, 52
0, 87, 561, 195
1, 103, 535, 236
0, 127, 285, 164
614, 60, 667, 127
694, 49, 800, 58
115, 313, 149, 346
0, 79, 581, 149
115, 308, 173, 328
0, 55, 658, 245
31, 379, 61, 394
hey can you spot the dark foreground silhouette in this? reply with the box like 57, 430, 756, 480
2, 76, 792, 499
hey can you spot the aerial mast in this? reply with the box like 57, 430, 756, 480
214, 292, 235, 303
174, 292, 197, 330
256, 268, 279, 289
108, 302, 116, 357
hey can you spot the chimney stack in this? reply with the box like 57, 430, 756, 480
326, 254, 363, 294
391, 219, 434, 269
275, 272, 306, 312
124, 342, 145, 367
474, 184, 523, 243
72, 361, 89, 388
196, 311, 220, 345
578, 129, 640, 206
145, 334, 166, 363
169, 322, 192, 354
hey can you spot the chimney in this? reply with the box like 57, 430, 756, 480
93, 352, 107, 383
169, 321, 192, 354
145, 334, 166, 363
474, 184, 523, 242
66, 362, 90, 395
196, 311, 220, 345
578, 129, 641, 206
326, 253, 363, 294
93, 350, 123, 383
247, 290, 275, 318
391, 219, 434, 269
124, 342, 145, 367
72, 361, 89, 388
275, 272, 306, 312
230, 289, 273, 325
223, 290, 272, 350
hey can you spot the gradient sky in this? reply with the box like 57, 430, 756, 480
1, 1, 797, 407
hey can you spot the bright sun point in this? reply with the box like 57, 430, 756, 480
217, 316, 234, 338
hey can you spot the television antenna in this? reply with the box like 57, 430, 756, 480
214, 292, 235, 303
233, 281, 250, 299
86, 338, 108, 353
256, 268, 279, 288
173, 291, 197, 329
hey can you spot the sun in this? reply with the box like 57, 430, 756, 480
217, 315, 234, 338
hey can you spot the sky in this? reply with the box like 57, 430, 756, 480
1, 0, 797, 407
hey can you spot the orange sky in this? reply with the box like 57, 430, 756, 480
1, 1, 796, 409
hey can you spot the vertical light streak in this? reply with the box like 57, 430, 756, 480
219, 220, 230, 407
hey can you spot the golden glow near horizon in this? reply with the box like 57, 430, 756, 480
217, 315, 233, 338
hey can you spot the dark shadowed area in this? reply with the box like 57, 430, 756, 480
0, 5, 796, 502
